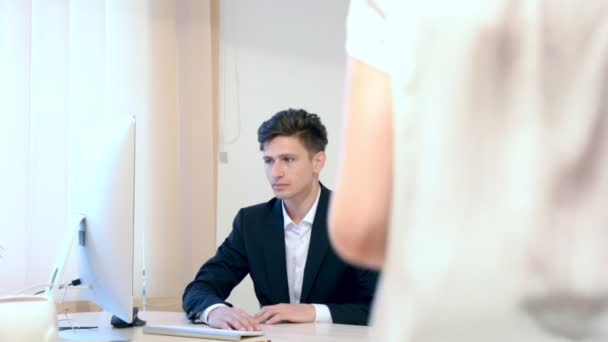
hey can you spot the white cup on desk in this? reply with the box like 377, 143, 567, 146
0, 295, 58, 342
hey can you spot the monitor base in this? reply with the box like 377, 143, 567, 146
111, 306, 146, 328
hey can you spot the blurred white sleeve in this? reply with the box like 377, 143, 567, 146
345, 0, 389, 72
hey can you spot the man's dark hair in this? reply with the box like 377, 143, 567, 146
257, 108, 328, 154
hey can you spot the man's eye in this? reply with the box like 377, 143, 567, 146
284, 157, 294, 163
264, 159, 273, 165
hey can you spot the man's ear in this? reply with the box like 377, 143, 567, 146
313, 151, 326, 174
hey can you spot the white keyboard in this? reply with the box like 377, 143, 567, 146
142, 324, 265, 341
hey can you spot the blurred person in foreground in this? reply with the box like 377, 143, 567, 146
330, 0, 608, 341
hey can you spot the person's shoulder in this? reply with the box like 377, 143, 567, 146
239, 196, 280, 216
319, 183, 333, 204
321, 183, 332, 195
232, 197, 280, 232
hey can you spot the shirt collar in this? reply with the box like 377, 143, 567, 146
282, 187, 321, 229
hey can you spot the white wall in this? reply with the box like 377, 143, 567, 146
216, 0, 349, 313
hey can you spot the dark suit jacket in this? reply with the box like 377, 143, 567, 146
182, 184, 378, 325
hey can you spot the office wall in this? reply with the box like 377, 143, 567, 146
216, 0, 349, 313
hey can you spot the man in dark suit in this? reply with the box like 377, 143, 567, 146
182, 109, 378, 331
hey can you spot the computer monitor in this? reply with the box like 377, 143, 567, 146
47, 116, 137, 327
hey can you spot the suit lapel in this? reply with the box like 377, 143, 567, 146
262, 199, 291, 304
300, 185, 330, 303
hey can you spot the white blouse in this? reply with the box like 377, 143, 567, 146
346, 1, 608, 341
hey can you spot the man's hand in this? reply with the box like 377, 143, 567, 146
254, 303, 316, 324
207, 306, 262, 331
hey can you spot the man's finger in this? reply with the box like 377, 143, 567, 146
245, 316, 262, 331
216, 321, 232, 330
254, 305, 275, 318
227, 316, 245, 331
235, 308, 249, 316
234, 311, 261, 331
265, 313, 282, 325
255, 310, 273, 323
253, 309, 266, 319
238, 316, 258, 331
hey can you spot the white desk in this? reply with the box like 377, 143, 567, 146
58, 311, 370, 342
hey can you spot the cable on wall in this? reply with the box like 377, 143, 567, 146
219, 0, 242, 146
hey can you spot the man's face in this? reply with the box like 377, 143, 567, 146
262, 135, 325, 201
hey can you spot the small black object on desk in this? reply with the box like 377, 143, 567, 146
111, 307, 146, 328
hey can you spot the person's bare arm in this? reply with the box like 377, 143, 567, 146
329, 58, 393, 270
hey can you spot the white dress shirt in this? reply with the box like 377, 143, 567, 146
281, 189, 332, 323
201, 188, 331, 323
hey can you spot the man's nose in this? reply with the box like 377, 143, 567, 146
271, 162, 284, 177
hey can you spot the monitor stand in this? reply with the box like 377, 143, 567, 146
111, 306, 147, 328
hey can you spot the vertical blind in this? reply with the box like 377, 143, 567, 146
0, 0, 217, 305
